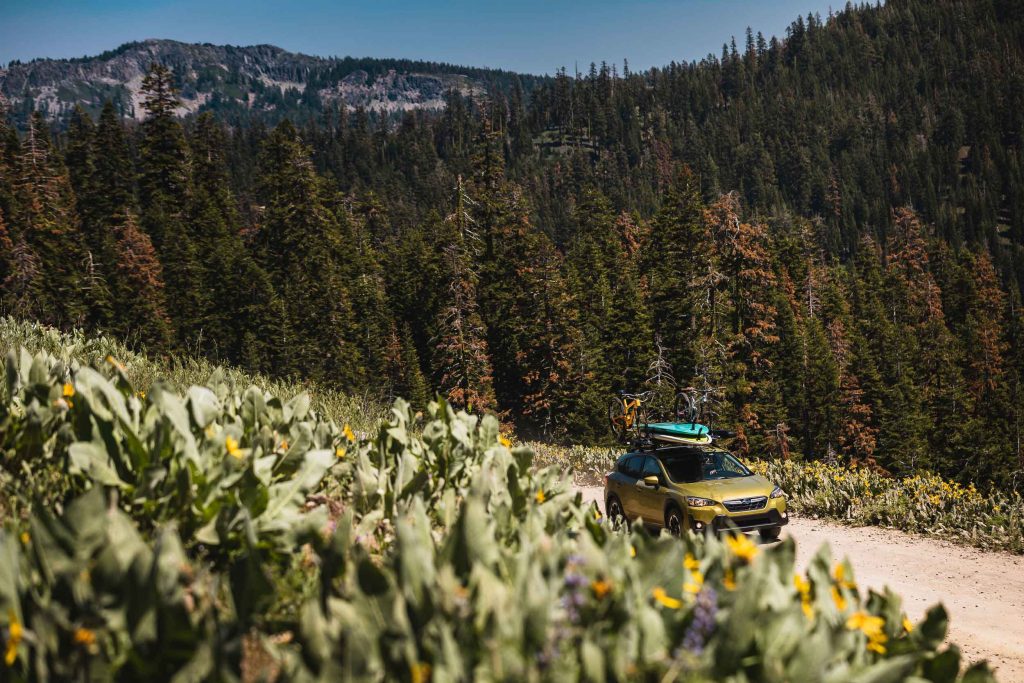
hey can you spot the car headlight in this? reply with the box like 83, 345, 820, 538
686, 496, 716, 507
770, 486, 786, 499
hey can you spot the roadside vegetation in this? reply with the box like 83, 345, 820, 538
534, 444, 1024, 555
0, 323, 998, 680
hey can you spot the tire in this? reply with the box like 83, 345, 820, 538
665, 505, 684, 537
607, 397, 627, 443
633, 404, 650, 440
673, 391, 698, 423
759, 526, 782, 542
606, 495, 626, 525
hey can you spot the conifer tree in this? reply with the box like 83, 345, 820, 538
645, 168, 708, 378
432, 201, 496, 413
958, 248, 1012, 483
189, 112, 286, 369
65, 105, 118, 328
0, 106, 34, 314
12, 112, 92, 326
108, 210, 174, 351
65, 106, 96, 202
88, 101, 173, 352
93, 102, 136, 223
802, 314, 841, 459
337, 197, 402, 388
517, 234, 587, 439
566, 189, 652, 400
1007, 287, 1024, 480
254, 119, 359, 386
383, 210, 450, 371
473, 120, 581, 423
138, 63, 207, 345
383, 322, 430, 412
886, 208, 965, 472
705, 192, 782, 452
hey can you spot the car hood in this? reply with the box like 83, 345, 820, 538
671, 475, 775, 501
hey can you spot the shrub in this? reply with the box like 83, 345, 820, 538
752, 459, 1024, 554
0, 342, 996, 681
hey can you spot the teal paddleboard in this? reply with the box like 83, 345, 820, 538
645, 422, 710, 439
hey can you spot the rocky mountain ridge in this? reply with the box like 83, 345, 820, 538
0, 39, 527, 126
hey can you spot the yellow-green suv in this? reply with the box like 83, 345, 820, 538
603, 446, 788, 539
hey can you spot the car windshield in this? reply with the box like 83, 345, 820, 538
660, 449, 752, 483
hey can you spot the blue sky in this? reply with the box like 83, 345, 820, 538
1, 0, 840, 75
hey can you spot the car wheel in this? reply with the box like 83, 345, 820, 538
759, 526, 781, 542
665, 505, 684, 537
606, 496, 625, 525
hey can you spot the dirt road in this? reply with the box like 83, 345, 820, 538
576, 486, 1024, 680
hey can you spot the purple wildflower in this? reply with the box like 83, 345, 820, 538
682, 587, 718, 655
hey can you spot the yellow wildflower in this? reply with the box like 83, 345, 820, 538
343, 424, 356, 442
847, 611, 888, 654
903, 617, 914, 633
499, 434, 512, 448
591, 579, 612, 600
794, 574, 813, 620
831, 585, 848, 611
725, 534, 759, 563
62, 383, 75, 398
723, 568, 736, 591
73, 627, 96, 646
630, 545, 637, 558
684, 570, 704, 594
535, 489, 546, 504
652, 587, 682, 609
105, 355, 125, 371
279, 439, 289, 452
410, 661, 432, 683
683, 553, 700, 571
833, 563, 856, 590
5, 611, 22, 666
225, 436, 242, 459
19, 532, 28, 545
335, 446, 347, 459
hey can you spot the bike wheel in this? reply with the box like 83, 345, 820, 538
608, 397, 628, 442
633, 404, 650, 440
674, 391, 698, 423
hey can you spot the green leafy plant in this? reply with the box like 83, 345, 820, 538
0, 340, 1000, 681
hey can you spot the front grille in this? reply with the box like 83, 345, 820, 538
723, 496, 768, 512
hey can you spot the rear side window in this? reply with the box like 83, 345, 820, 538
618, 454, 643, 478
640, 456, 663, 482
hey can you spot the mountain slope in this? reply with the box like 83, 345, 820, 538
0, 39, 540, 126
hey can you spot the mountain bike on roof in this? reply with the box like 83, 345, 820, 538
608, 387, 732, 446
607, 389, 655, 444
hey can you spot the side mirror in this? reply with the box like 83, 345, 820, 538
643, 475, 660, 488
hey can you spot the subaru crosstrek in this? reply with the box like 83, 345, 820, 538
604, 446, 788, 539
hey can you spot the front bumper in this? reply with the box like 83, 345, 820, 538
688, 498, 789, 533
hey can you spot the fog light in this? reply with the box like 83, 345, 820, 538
782, 512, 788, 519
695, 521, 704, 529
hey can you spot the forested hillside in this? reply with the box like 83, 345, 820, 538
1, 0, 1023, 489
